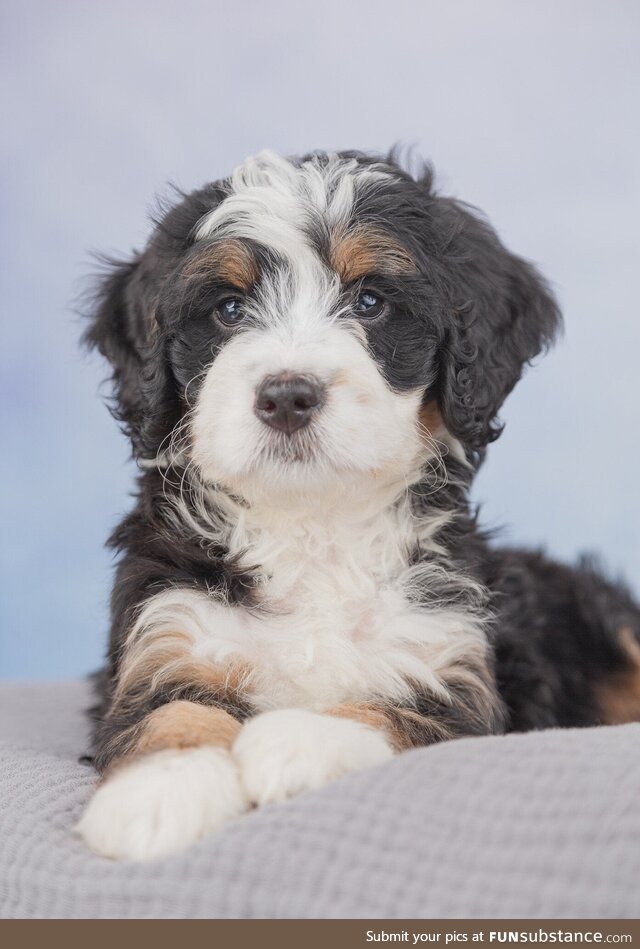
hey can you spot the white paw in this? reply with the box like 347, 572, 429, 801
233, 709, 394, 805
76, 747, 248, 861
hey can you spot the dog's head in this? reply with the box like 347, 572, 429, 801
87, 150, 560, 504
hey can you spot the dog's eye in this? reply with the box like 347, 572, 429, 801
216, 296, 245, 327
353, 290, 386, 320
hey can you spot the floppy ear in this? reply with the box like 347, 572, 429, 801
435, 199, 562, 459
84, 254, 180, 460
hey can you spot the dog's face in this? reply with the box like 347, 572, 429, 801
88, 150, 560, 503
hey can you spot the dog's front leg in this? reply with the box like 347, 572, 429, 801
233, 708, 396, 805
77, 586, 260, 860
77, 695, 250, 861
233, 658, 505, 806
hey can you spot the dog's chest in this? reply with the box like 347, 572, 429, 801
186, 506, 478, 711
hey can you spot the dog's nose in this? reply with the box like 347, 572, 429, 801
254, 374, 325, 435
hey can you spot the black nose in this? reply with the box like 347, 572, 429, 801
254, 374, 325, 435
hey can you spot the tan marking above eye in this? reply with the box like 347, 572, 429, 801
331, 226, 416, 284
182, 238, 258, 292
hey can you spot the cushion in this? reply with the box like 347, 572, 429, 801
1, 680, 639, 919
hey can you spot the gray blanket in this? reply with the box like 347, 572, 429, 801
1, 680, 639, 919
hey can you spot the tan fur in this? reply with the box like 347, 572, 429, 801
135, 700, 241, 755
102, 701, 242, 778
329, 701, 446, 751
183, 238, 258, 291
328, 703, 393, 733
113, 628, 253, 710
330, 649, 501, 751
331, 226, 416, 283
418, 402, 445, 437
597, 627, 640, 724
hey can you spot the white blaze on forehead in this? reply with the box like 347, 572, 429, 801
194, 149, 391, 256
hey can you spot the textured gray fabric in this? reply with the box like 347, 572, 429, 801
1, 680, 639, 919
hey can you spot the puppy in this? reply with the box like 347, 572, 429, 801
77, 150, 640, 861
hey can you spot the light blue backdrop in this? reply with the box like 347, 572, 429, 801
2, 1, 639, 680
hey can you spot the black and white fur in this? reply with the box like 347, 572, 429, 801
77, 150, 640, 861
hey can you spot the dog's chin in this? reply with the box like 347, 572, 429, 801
218, 468, 402, 511
193, 432, 427, 510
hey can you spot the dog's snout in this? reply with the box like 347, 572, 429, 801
255, 374, 325, 435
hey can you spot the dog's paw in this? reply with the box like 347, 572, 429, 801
232, 708, 394, 805
76, 746, 248, 861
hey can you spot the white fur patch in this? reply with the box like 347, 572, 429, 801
123, 538, 484, 716
233, 708, 394, 804
76, 747, 247, 861
195, 149, 390, 254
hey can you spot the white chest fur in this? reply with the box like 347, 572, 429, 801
127, 493, 486, 711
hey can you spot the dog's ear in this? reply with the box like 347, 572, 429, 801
433, 198, 562, 460
84, 254, 179, 460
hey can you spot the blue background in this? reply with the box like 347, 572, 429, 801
2, 1, 639, 680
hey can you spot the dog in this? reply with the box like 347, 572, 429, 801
77, 149, 640, 861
